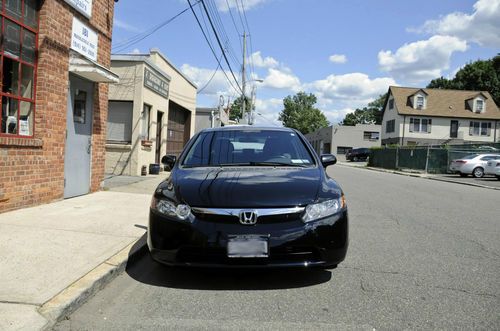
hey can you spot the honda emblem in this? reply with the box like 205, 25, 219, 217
239, 210, 258, 225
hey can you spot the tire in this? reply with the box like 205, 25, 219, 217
496, 175, 500, 181
353, 156, 359, 162
459, 173, 468, 177
472, 167, 484, 178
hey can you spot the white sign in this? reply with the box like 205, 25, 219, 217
71, 17, 98, 61
64, 0, 92, 18
19, 119, 30, 136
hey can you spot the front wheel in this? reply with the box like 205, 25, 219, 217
353, 156, 359, 162
472, 167, 484, 178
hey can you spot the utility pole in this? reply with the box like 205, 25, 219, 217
241, 32, 247, 124
249, 86, 256, 125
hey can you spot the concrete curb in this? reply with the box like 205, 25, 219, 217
427, 176, 500, 191
38, 235, 148, 330
337, 163, 500, 190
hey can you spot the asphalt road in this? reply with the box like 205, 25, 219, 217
54, 166, 500, 330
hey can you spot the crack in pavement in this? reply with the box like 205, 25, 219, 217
0, 300, 39, 306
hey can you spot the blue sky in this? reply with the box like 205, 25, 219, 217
112, 0, 499, 125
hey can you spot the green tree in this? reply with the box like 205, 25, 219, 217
426, 76, 456, 89
278, 92, 329, 134
341, 93, 387, 126
229, 95, 251, 122
426, 56, 500, 105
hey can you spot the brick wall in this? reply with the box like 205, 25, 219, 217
0, 0, 115, 213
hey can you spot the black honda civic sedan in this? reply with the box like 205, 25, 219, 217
148, 126, 348, 268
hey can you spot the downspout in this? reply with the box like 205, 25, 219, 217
401, 115, 406, 146
495, 120, 498, 142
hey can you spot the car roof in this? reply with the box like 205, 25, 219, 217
200, 125, 293, 133
475, 153, 500, 157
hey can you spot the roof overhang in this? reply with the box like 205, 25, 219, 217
466, 92, 488, 101
409, 88, 428, 97
69, 52, 120, 83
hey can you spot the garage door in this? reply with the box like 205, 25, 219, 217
166, 101, 190, 156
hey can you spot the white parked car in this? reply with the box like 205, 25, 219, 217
449, 154, 500, 178
484, 158, 500, 180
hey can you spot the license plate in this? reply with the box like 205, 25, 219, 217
227, 235, 269, 258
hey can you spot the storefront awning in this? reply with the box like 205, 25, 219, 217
69, 52, 119, 83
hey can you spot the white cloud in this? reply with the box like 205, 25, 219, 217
378, 35, 467, 83
410, 0, 500, 48
249, 51, 279, 68
181, 63, 235, 96
328, 54, 347, 64
252, 98, 283, 126
114, 18, 141, 33
216, 0, 268, 12
323, 108, 355, 125
130, 48, 141, 54
307, 73, 395, 109
262, 68, 301, 91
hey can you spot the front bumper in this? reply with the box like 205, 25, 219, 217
147, 208, 348, 268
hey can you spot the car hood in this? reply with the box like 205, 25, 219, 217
171, 167, 322, 208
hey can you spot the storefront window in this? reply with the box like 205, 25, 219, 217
1, 0, 38, 137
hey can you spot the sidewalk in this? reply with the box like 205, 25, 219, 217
0, 175, 166, 330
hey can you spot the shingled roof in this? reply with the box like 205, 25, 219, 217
388, 86, 500, 120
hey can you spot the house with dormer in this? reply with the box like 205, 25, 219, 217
381, 86, 500, 146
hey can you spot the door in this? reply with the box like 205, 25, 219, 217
450, 120, 458, 138
166, 101, 189, 156
155, 111, 164, 163
64, 75, 93, 198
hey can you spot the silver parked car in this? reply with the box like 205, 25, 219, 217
449, 154, 500, 178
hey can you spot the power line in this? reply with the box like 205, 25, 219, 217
187, 0, 242, 94
112, 1, 201, 52
198, 0, 243, 94
239, 0, 255, 83
225, 0, 242, 40
197, 54, 223, 94
205, 0, 242, 68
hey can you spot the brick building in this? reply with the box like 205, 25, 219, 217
0, 0, 118, 213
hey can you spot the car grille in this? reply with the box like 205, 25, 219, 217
191, 209, 303, 224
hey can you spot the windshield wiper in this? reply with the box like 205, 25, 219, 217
248, 161, 308, 167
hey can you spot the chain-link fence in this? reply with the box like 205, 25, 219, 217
368, 143, 500, 174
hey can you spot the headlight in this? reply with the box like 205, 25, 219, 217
302, 195, 345, 223
151, 197, 192, 220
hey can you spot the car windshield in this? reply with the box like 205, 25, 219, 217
182, 129, 315, 167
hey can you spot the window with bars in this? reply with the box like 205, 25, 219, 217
363, 131, 379, 140
0, 0, 38, 137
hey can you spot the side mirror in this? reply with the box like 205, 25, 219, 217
161, 155, 177, 170
320, 154, 337, 168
